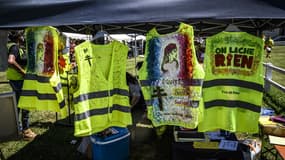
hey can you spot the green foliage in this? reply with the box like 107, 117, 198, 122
263, 87, 285, 114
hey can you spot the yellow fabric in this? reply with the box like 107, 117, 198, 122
59, 53, 71, 97
259, 116, 276, 126
6, 43, 25, 80
73, 40, 132, 137
198, 31, 264, 133
193, 141, 220, 149
259, 116, 285, 137
138, 23, 205, 128
265, 38, 274, 47
18, 26, 68, 119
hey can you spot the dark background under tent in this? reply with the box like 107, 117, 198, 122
0, 0, 285, 71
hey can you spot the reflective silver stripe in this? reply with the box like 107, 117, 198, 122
140, 79, 203, 86
60, 76, 68, 80
21, 90, 66, 109
59, 100, 66, 109
75, 104, 130, 121
140, 80, 151, 86
204, 100, 261, 113
21, 90, 57, 100
61, 84, 68, 87
145, 99, 200, 108
52, 83, 63, 93
182, 79, 203, 86
25, 74, 50, 83
110, 89, 129, 96
25, 73, 63, 93
203, 79, 263, 92
73, 88, 129, 104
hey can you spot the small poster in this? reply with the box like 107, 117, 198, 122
219, 140, 238, 151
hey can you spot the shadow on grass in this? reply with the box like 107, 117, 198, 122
129, 104, 173, 160
6, 121, 86, 160
3, 104, 173, 160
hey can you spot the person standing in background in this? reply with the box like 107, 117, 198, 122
265, 36, 274, 58
262, 34, 266, 42
6, 31, 37, 141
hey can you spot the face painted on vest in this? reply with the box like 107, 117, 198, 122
161, 43, 179, 76
36, 43, 44, 74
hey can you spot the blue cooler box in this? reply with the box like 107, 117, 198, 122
91, 127, 130, 160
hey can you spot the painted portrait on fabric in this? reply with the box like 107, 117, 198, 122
161, 43, 179, 78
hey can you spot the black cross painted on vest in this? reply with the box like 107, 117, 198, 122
152, 86, 167, 110
83, 48, 92, 66
84, 55, 92, 66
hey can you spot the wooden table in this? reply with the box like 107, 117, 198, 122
259, 116, 285, 159
274, 145, 285, 159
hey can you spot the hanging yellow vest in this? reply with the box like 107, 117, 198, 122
18, 26, 68, 119
73, 40, 132, 137
6, 42, 26, 80
58, 34, 71, 97
198, 31, 264, 133
138, 23, 205, 128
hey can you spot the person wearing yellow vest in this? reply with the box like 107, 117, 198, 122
198, 31, 264, 133
73, 40, 132, 137
265, 36, 274, 58
6, 31, 37, 140
138, 23, 205, 131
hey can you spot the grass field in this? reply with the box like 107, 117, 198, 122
0, 47, 285, 160
264, 46, 285, 86
263, 46, 285, 114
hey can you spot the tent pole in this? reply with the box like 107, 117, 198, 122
134, 34, 138, 77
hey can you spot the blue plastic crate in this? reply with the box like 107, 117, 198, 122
91, 127, 130, 160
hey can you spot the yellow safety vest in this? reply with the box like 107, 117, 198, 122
138, 23, 205, 128
18, 26, 68, 119
73, 40, 132, 137
59, 53, 73, 111
59, 53, 71, 95
6, 42, 26, 80
198, 31, 264, 133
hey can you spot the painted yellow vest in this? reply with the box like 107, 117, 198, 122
198, 32, 264, 133
73, 40, 132, 137
138, 23, 205, 128
18, 26, 68, 119
59, 54, 71, 96
6, 42, 25, 80
58, 34, 71, 96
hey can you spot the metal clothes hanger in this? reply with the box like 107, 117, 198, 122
92, 25, 113, 44
224, 19, 241, 32
224, 24, 241, 32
